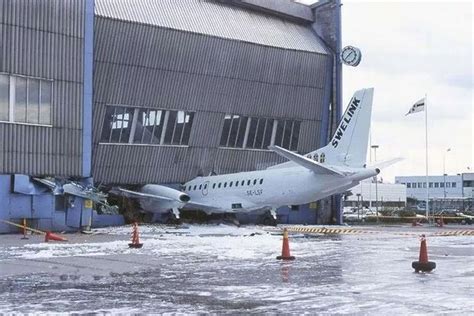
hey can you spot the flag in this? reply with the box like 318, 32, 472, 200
406, 97, 425, 116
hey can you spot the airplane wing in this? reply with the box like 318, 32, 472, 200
269, 145, 345, 177
115, 187, 217, 211
115, 187, 176, 202
183, 201, 219, 212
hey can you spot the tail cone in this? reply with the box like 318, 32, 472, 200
276, 228, 295, 260
128, 222, 143, 249
412, 234, 436, 272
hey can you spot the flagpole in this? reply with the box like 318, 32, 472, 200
425, 93, 429, 223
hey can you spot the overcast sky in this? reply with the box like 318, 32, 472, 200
301, 0, 473, 182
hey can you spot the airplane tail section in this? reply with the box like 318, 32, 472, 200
267, 88, 374, 171
322, 88, 374, 167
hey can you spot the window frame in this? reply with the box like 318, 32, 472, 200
219, 113, 301, 152
100, 105, 195, 146
0, 73, 53, 127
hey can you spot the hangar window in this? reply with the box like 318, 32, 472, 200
246, 118, 274, 149
101, 106, 135, 143
133, 109, 164, 144
407, 183, 411, 188
0, 74, 52, 125
452, 182, 457, 188
220, 114, 248, 147
0, 74, 9, 121
219, 114, 300, 151
429, 182, 433, 188
101, 106, 194, 146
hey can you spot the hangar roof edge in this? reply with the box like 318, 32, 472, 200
95, 0, 329, 55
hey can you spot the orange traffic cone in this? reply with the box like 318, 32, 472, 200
276, 228, 295, 260
44, 231, 68, 242
412, 234, 436, 272
128, 222, 143, 249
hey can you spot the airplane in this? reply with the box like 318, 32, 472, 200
115, 88, 400, 224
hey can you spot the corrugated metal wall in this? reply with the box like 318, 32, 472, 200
93, 14, 332, 185
0, 0, 85, 176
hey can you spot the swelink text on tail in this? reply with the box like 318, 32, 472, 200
331, 97, 360, 148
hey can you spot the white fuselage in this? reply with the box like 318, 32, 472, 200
182, 165, 378, 213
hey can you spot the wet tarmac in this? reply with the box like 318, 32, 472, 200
0, 224, 473, 314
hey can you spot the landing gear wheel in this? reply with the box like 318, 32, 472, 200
263, 216, 277, 226
165, 216, 181, 226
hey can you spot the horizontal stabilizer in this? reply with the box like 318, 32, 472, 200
367, 157, 404, 170
269, 146, 344, 176
116, 188, 175, 201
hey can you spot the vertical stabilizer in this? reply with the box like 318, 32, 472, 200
322, 88, 374, 167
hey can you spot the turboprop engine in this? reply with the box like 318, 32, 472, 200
141, 184, 190, 203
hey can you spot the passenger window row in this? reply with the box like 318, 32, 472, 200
186, 178, 264, 191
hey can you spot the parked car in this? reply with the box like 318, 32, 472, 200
457, 213, 473, 225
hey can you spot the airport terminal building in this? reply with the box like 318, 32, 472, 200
0, 0, 344, 232
395, 173, 474, 212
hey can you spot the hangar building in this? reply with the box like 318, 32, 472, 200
0, 0, 343, 232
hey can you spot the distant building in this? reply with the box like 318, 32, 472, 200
395, 173, 473, 212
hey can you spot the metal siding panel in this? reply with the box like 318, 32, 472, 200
0, 0, 85, 177
95, 0, 327, 54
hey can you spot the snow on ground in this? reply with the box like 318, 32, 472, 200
0, 224, 473, 314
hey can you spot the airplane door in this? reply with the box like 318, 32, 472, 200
202, 181, 209, 196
